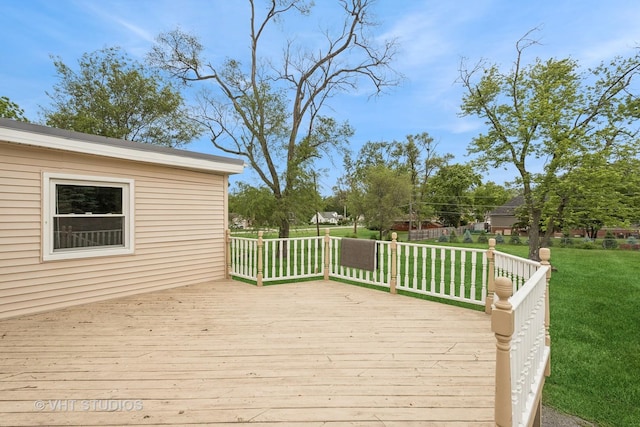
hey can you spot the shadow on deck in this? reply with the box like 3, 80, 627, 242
0, 279, 495, 426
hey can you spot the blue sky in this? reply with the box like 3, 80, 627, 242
3, 0, 640, 194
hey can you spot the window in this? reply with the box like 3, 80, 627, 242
43, 173, 134, 261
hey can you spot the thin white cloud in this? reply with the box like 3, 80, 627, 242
72, 0, 155, 44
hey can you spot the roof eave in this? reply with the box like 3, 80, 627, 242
0, 120, 245, 175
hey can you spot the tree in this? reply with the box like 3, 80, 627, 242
149, 0, 400, 238
425, 164, 480, 227
0, 96, 29, 121
470, 181, 514, 223
43, 47, 201, 147
459, 30, 640, 259
390, 133, 452, 230
229, 183, 279, 229
551, 156, 640, 238
361, 165, 411, 239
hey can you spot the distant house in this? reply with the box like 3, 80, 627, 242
488, 195, 525, 235
392, 215, 442, 231
0, 118, 244, 320
229, 213, 250, 229
311, 211, 340, 225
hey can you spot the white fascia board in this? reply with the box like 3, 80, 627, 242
0, 127, 245, 175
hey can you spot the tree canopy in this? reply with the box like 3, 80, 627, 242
459, 30, 640, 259
0, 96, 28, 121
149, 0, 400, 238
43, 47, 201, 147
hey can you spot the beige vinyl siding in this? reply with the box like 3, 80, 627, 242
0, 142, 229, 319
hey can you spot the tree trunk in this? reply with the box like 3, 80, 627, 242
279, 217, 290, 257
527, 210, 542, 261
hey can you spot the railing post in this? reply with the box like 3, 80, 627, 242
225, 229, 231, 279
323, 228, 330, 280
485, 238, 496, 314
390, 232, 398, 294
540, 247, 552, 377
257, 231, 264, 287
492, 276, 514, 427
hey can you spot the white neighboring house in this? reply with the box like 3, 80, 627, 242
311, 211, 340, 225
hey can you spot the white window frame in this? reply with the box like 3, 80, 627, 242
42, 173, 135, 261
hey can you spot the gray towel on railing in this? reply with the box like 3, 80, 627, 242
340, 238, 377, 271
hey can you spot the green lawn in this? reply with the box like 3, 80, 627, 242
232, 228, 640, 426
477, 243, 639, 427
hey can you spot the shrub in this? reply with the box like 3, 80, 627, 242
463, 229, 473, 243
438, 233, 449, 243
477, 231, 488, 244
575, 237, 594, 250
602, 231, 618, 249
560, 233, 574, 247
495, 233, 504, 244
448, 230, 459, 243
627, 236, 638, 246
509, 235, 521, 245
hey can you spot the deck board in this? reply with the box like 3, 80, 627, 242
0, 280, 495, 426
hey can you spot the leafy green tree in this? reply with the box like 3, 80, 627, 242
470, 181, 514, 223
425, 164, 480, 227
43, 47, 200, 147
361, 165, 411, 239
229, 183, 279, 229
149, 0, 399, 239
390, 133, 452, 230
552, 156, 640, 238
0, 96, 29, 121
459, 30, 640, 259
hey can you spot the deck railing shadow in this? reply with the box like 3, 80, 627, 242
226, 229, 551, 427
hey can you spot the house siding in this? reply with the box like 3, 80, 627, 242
0, 141, 228, 319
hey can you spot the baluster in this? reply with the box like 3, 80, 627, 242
459, 249, 466, 299
449, 249, 456, 297
439, 248, 446, 296
492, 276, 514, 427
470, 251, 477, 302
257, 231, 263, 286
390, 233, 397, 294
486, 238, 496, 314
430, 247, 436, 294
420, 246, 427, 292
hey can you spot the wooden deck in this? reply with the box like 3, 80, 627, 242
0, 280, 496, 426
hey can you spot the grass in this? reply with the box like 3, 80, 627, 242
537, 247, 640, 426
429, 240, 640, 426
232, 228, 640, 426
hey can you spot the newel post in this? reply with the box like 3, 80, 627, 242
225, 229, 232, 280
390, 232, 398, 294
257, 231, 264, 287
323, 228, 330, 280
492, 276, 514, 427
540, 247, 552, 377
485, 238, 496, 314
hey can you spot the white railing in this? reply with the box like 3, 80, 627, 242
228, 231, 489, 306
510, 266, 550, 427
261, 236, 324, 283
328, 236, 391, 289
395, 242, 487, 305
492, 247, 551, 427
228, 236, 258, 281
494, 250, 541, 293
226, 231, 551, 427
